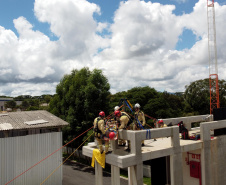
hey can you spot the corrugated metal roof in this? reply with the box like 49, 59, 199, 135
0, 110, 68, 131
24, 119, 49, 125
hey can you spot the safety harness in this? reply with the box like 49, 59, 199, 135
121, 112, 133, 129
134, 110, 144, 126
94, 117, 102, 139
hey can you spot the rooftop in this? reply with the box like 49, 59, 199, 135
0, 110, 68, 131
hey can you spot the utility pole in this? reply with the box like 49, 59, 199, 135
207, 0, 220, 114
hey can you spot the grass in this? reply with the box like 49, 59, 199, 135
120, 169, 151, 185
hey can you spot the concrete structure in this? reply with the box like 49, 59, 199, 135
0, 110, 69, 185
83, 114, 226, 185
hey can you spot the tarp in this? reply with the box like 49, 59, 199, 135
91, 149, 105, 168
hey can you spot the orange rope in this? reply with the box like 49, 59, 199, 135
40, 132, 94, 185
5, 126, 94, 185
105, 105, 124, 120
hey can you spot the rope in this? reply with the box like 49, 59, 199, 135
125, 102, 144, 129
124, 104, 154, 139
126, 99, 133, 109
40, 132, 94, 185
5, 126, 94, 185
145, 114, 157, 121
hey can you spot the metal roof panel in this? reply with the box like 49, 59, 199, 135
0, 110, 68, 130
0, 123, 13, 130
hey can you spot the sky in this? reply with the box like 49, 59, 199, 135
0, 0, 226, 97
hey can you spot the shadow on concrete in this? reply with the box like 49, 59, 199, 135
64, 160, 111, 177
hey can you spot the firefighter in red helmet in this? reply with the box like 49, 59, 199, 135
114, 110, 132, 151
158, 119, 167, 128
93, 111, 110, 154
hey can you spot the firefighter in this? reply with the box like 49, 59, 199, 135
133, 103, 146, 146
113, 106, 125, 146
114, 110, 132, 151
158, 119, 167, 128
93, 111, 110, 154
114, 105, 120, 111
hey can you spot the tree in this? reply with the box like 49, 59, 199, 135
184, 79, 209, 114
184, 78, 226, 114
49, 68, 110, 147
143, 91, 184, 119
5, 100, 16, 109
44, 95, 52, 104
109, 86, 185, 128
21, 100, 30, 110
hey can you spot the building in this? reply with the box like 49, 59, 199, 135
0, 98, 13, 111
0, 110, 69, 185
0, 97, 22, 111
83, 114, 226, 185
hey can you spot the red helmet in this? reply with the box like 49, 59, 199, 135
99, 111, 105, 117
158, 119, 163, 124
114, 110, 121, 117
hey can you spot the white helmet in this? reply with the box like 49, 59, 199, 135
134, 103, 141, 109
114, 106, 120, 111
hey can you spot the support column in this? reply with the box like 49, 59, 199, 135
128, 163, 143, 185
110, 140, 118, 154
95, 160, 103, 185
111, 165, 120, 185
200, 125, 212, 185
170, 152, 183, 185
170, 127, 183, 185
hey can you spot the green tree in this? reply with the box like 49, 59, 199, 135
21, 100, 30, 110
49, 68, 110, 147
44, 95, 52, 104
5, 100, 16, 109
184, 78, 226, 114
143, 91, 184, 119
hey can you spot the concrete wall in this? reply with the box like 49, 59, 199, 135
210, 135, 226, 185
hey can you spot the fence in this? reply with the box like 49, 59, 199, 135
0, 132, 62, 185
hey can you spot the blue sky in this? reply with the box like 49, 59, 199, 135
0, 0, 199, 47
0, 0, 226, 96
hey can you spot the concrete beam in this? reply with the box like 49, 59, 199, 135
162, 114, 212, 130
118, 126, 178, 142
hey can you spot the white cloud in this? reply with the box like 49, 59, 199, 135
0, 0, 226, 97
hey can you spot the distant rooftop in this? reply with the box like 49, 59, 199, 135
0, 98, 13, 101
0, 110, 68, 131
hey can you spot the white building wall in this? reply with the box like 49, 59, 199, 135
182, 149, 201, 185
0, 132, 62, 185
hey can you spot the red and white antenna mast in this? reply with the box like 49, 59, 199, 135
207, 0, 220, 114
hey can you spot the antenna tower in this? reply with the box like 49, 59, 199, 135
207, 0, 220, 114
